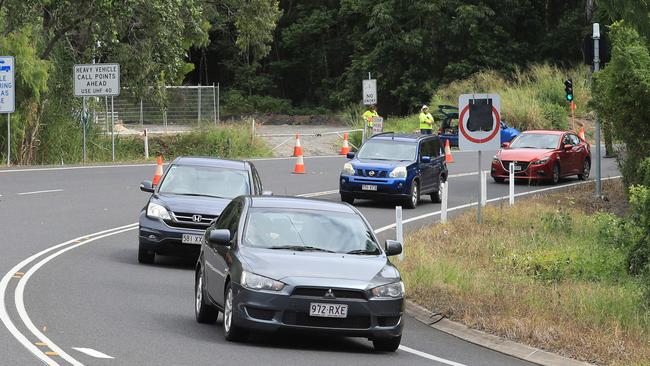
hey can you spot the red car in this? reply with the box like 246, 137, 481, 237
491, 130, 591, 184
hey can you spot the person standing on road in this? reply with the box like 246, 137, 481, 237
363, 104, 379, 129
419, 105, 434, 135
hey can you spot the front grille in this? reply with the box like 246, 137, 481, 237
166, 212, 217, 229
245, 307, 275, 321
283, 312, 370, 329
356, 169, 387, 178
501, 160, 530, 172
292, 287, 367, 300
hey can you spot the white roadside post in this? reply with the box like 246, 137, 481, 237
480, 171, 487, 207
509, 162, 515, 206
395, 206, 404, 261
441, 182, 448, 224
0, 56, 15, 166
143, 128, 149, 159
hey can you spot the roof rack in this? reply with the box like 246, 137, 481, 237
370, 131, 397, 140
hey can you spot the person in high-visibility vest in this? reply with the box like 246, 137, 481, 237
363, 104, 379, 128
419, 105, 434, 134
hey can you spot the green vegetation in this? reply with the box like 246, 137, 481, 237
399, 180, 650, 365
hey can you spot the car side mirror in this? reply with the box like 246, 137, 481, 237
563, 144, 573, 151
384, 240, 403, 256
262, 190, 273, 196
421, 156, 431, 163
208, 229, 231, 246
501, 142, 510, 149
140, 180, 154, 193
346, 152, 355, 159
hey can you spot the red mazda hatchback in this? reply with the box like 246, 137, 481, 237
491, 130, 591, 184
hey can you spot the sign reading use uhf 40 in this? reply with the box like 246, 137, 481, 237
74, 63, 120, 97
0, 56, 15, 113
458, 93, 501, 151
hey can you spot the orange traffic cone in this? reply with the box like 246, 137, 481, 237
153, 156, 164, 185
578, 126, 586, 141
339, 132, 350, 155
293, 134, 303, 157
444, 140, 454, 163
293, 154, 305, 174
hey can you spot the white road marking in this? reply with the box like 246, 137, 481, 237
399, 345, 467, 366
297, 189, 339, 198
17, 189, 63, 196
0, 223, 138, 366
72, 347, 114, 359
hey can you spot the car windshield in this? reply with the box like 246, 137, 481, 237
243, 209, 381, 255
509, 133, 559, 149
158, 164, 250, 199
357, 139, 416, 161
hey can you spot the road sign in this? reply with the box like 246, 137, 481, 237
458, 93, 501, 151
0, 56, 15, 113
363, 79, 377, 105
74, 63, 120, 97
371, 116, 383, 134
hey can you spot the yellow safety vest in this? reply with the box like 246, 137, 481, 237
363, 110, 379, 127
419, 112, 434, 130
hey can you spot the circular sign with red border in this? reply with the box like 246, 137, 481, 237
458, 105, 501, 144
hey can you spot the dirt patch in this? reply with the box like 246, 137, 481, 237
252, 114, 344, 126
256, 123, 354, 157
534, 178, 629, 217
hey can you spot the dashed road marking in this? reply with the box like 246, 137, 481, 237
17, 189, 63, 196
72, 347, 114, 359
399, 345, 466, 366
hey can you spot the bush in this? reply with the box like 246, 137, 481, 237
542, 103, 568, 130
627, 185, 650, 276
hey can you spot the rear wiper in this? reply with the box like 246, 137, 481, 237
268, 245, 334, 253
346, 249, 380, 255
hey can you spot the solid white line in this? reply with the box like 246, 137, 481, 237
399, 345, 467, 366
72, 347, 114, 359
17, 189, 63, 196
0, 223, 138, 366
296, 189, 339, 198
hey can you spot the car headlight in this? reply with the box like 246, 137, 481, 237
341, 163, 355, 176
531, 158, 550, 165
492, 155, 500, 163
241, 271, 285, 291
388, 166, 407, 178
370, 281, 405, 299
147, 202, 171, 220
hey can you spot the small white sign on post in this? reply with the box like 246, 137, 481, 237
458, 93, 501, 151
74, 63, 120, 97
371, 116, 383, 134
0, 56, 15, 113
362, 79, 377, 105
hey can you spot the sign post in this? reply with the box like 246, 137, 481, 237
592, 23, 602, 197
74, 63, 120, 162
458, 93, 501, 223
1, 56, 15, 166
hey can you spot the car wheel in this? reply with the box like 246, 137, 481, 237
404, 180, 419, 209
138, 244, 155, 264
578, 159, 590, 180
341, 193, 355, 204
430, 177, 444, 203
373, 335, 402, 352
550, 163, 560, 185
223, 282, 248, 342
195, 266, 219, 324
493, 176, 505, 183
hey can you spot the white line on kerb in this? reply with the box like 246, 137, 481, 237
72, 347, 114, 359
399, 345, 467, 366
17, 189, 63, 196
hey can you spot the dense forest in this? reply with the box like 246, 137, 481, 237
189, 0, 599, 114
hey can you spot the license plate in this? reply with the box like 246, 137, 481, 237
361, 184, 377, 191
309, 303, 348, 318
514, 165, 523, 171
182, 234, 203, 245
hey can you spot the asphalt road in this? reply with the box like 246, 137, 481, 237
0, 151, 620, 366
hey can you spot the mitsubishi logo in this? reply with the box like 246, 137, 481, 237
192, 214, 202, 223
368, 170, 375, 177
324, 289, 336, 298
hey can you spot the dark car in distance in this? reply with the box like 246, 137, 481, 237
194, 196, 405, 352
491, 130, 591, 184
339, 132, 448, 209
138, 157, 268, 264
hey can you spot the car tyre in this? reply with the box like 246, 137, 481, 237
138, 244, 155, 264
373, 335, 401, 352
223, 282, 248, 342
430, 177, 444, 203
341, 193, 355, 204
404, 180, 419, 209
195, 266, 219, 324
550, 163, 560, 185
578, 159, 590, 181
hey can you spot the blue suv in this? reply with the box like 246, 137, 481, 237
339, 133, 448, 209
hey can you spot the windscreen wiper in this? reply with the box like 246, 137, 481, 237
268, 245, 334, 253
345, 249, 380, 255
174, 193, 225, 199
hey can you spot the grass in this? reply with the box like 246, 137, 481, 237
398, 180, 650, 366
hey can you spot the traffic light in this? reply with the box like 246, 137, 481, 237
564, 79, 573, 102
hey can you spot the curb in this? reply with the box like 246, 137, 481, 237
405, 301, 596, 366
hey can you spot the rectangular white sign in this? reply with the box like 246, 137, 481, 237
458, 93, 501, 152
74, 63, 120, 97
372, 116, 383, 134
362, 79, 377, 105
0, 56, 15, 113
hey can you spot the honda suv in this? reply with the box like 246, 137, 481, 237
339, 133, 448, 209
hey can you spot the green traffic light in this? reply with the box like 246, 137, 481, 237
566, 94, 573, 101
